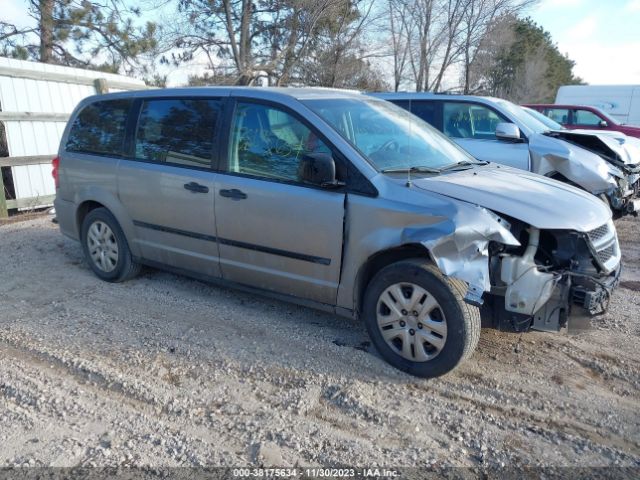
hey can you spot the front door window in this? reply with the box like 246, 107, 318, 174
442, 103, 505, 140
572, 109, 602, 127
229, 102, 331, 182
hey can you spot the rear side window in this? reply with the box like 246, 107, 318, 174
66, 99, 131, 156
134, 98, 221, 168
390, 100, 411, 110
544, 108, 570, 124
410, 101, 438, 127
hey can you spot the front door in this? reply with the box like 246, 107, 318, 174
118, 97, 223, 277
571, 108, 610, 130
442, 101, 531, 171
214, 100, 346, 304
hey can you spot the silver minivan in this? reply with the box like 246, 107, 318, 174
54, 87, 621, 377
374, 93, 640, 216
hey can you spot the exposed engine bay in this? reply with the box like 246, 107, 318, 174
481, 215, 621, 333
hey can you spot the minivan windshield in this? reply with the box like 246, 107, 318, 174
303, 97, 476, 172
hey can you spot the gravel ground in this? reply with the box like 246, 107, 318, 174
0, 214, 639, 470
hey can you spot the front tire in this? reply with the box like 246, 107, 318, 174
81, 207, 140, 282
362, 259, 480, 378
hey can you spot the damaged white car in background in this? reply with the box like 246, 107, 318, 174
374, 93, 640, 217
523, 105, 640, 215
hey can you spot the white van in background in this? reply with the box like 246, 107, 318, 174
556, 85, 640, 125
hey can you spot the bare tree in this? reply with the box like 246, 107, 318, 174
386, 0, 533, 92
430, 0, 466, 92
407, 0, 437, 92
459, 0, 535, 93
465, 14, 516, 94
173, 0, 351, 86
388, 0, 413, 91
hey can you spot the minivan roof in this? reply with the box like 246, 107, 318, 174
85, 86, 366, 102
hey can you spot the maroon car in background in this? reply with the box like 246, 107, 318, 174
524, 104, 640, 138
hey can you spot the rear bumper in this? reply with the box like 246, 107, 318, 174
53, 196, 79, 241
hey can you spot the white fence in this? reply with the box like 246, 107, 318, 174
0, 57, 146, 217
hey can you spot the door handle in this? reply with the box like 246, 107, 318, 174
219, 188, 248, 200
184, 182, 209, 193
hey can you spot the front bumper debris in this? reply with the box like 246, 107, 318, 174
571, 263, 621, 315
610, 172, 640, 215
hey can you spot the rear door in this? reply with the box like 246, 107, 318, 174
543, 107, 571, 128
441, 101, 530, 170
117, 97, 223, 277
213, 99, 346, 305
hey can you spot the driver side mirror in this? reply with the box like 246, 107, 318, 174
495, 122, 522, 142
298, 153, 344, 188
599, 120, 608, 128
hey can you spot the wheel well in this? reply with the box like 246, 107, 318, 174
76, 200, 105, 233
355, 243, 432, 316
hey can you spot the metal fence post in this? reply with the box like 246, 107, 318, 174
0, 170, 7, 218
94, 78, 109, 94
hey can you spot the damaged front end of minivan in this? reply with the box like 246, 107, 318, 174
394, 166, 623, 334
409, 206, 621, 334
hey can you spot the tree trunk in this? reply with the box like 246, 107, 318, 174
463, 41, 471, 94
39, 0, 54, 63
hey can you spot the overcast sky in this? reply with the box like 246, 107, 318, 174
529, 0, 640, 84
4, 0, 640, 86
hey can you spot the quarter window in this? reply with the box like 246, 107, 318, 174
66, 99, 131, 156
228, 102, 331, 182
573, 109, 602, 126
442, 103, 504, 139
134, 98, 221, 168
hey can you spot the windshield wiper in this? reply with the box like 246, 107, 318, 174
438, 160, 488, 172
381, 166, 442, 174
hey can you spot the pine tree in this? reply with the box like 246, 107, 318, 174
0, 0, 158, 75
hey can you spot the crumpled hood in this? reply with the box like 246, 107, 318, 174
411, 164, 611, 231
547, 130, 640, 169
528, 132, 620, 193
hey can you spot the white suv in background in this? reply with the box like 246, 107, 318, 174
373, 93, 640, 217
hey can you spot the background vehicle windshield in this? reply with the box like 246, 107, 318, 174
522, 106, 565, 130
304, 98, 475, 171
496, 99, 550, 134
592, 107, 621, 125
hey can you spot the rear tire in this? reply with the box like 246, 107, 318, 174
80, 207, 140, 282
362, 259, 480, 378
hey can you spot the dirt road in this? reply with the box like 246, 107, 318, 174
0, 215, 639, 469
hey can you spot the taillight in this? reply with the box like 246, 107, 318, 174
52, 156, 60, 189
